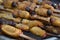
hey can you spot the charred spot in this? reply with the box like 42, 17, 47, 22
11, 2, 17, 8
25, 7, 31, 12
30, 11, 36, 16
47, 10, 52, 16
12, 13, 17, 18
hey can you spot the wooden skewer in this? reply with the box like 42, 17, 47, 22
47, 33, 60, 38
52, 13, 60, 17
1, 25, 36, 40
31, 15, 50, 22
0, 8, 13, 13
30, 26, 60, 38
53, 9, 60, 13
20, 34, 36, 40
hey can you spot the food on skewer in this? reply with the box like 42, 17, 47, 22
27, 20, 44, 28
3, 0, 37, 10
18, 11, 30, 19
3, 0, 60, 14
33, 15, 60, 27
1, 9, 30, 19
17, 2, 28, 10
0, 18, 29, 31
30, 15, 50, 22
0, 18, 44, 30
30, 15, 60, 27
30, 26, 60, 38
12, 17, 21, 23
50, 16, 60, 27
41, 4, 54, 10
22, 19, 30, 24
1, 25, 35, 40
40, 2, 60, 13
29, 3, 36, 11
30, 26, 47, 38
0, 7, 60, 19
17, 2, 37, 10
45, 26, 58, 34
3, 0, 19, 8
3, 0, 34, 10
0, 8, 51, 20
35, 7, 53, 17
0, 9, 31, 19
40, 0, 57, 9
22, 19, 44, 28
0, 12, 21, 23
16, 23, 29, 31
0, 9, 51, 22
31, 14, 60, 26
18, 1, 37, 10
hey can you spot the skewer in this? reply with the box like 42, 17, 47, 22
44, 26, 58, 34
31, 15, 50, 22
0, 8, 13, 13
53, 9, 60, 13
32, 15, 60, 27
52, 13, 60, 17
30, 26, 60, 38
1, 25, 36, 40
20, 33, 36, 40
0, 18, 29, 31
47, 33, 60, 38
0, 18, 44, 31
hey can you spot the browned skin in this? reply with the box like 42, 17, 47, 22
22, 19, 44, 28
30, 27, 47, 38
45, 26, 58, 34
1, 25, 35, 40
50, 16, 60, 27
35, 7, 53, 17
3, 0, 19, 8
16, 23, 29, 31
35, 8, 48, 17
1, 25, 22, 37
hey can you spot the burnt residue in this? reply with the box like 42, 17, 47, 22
25, 7, 31, 12
47, 10, 52, 16
30, 11, 36, 16
11, 2, 17, 8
